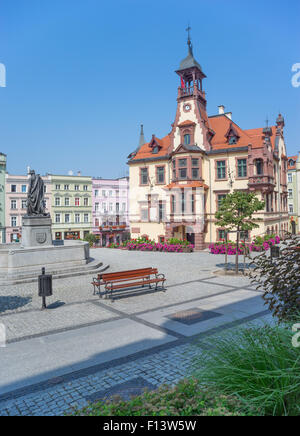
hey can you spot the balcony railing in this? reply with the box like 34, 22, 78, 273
248, 176, 274, 185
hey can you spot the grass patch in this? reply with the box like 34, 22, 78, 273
71, 379, 252, 416
194, 323, 300, 416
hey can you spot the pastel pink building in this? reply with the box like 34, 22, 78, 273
5, 173, 52, 243
92, 177, 129, 246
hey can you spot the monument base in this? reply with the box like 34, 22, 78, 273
0, 240, 109, 284
21, 216, 52, 247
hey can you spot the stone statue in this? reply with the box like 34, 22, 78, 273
26, 170, 49, 216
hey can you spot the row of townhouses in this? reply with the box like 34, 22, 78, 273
0, 163, 129, 246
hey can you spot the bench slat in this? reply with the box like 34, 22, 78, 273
106, 277, 165, 291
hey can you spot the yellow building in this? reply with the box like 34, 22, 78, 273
127, 36, 289, 250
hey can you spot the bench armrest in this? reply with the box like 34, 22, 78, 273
155, 273, 165, 280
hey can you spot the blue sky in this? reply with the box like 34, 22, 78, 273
0, 0, 299, 177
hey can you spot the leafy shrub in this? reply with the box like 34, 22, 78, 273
83, 233, 98, 247
72, 379, 249, 416
195, 322, 300, 416
249, 235, 300, 322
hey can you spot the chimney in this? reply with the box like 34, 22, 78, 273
218, 105, 225, 115
77, 171, 81, 177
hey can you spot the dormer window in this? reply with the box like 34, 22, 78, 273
184, 134, 191, 145
153, 146, 159, 154
228, 135, 237, 145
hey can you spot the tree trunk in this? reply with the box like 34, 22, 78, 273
235, 228, 239, 274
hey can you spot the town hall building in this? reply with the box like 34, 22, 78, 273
127, 34, 289, 250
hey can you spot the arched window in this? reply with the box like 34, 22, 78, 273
184, 134, 191, 145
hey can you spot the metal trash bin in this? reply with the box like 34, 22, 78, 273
38, 267, 53, 309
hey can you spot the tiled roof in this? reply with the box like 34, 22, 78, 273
208, 115, 251, 149
130, 134, 171, 161
244, 126, 277, 149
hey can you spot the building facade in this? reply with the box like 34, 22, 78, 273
5, 173, 51, 243
50, 173, 92, 240
127, 37, 289, 250
287, 156, 299, 234
92, 177, 130, 246
0, 153, 7, 243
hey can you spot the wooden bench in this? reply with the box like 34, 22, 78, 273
91, 267, 166, 299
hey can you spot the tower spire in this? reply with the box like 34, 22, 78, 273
186, 24, 193, 55
139, 124, 145, 148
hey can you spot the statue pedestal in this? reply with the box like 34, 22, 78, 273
21, 216, 53, 247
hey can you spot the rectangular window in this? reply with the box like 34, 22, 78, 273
181, 192, 185, 213
217, 161, 226, 179
11, 185, 17, 192
84, 213, 89, 223
140, 168, 148, 185
21, 185, 27, 193
22, 199, 27, 209
94, 189, 98, 197
237, 159, 247, 178
218, 229, 226, 240
55, 184, 60, 190
288, 189, 293, 199
122, 202, 126, 211
95, 203, 99, 212
109, 190, 113, 197
65, 214, 70, 223
179, 168, 187, 180
75, 197, 80, 206
141, 208, 148, 221
289, 204, 294, 213
84, 198, 88, 206
217, 194, 227, 210
116, 203, 119, 213
102, 190, 106, 197
44, 185, 47, 193
288, 173, 293, 183
191, 194, 195, 213
55, 197, 61, 206
156, 166, 165, 184
171, 195, 176, 214
11, 216, 17, 227
55, 213, 61, 223
65, 197, 70, 206
158, 201, 165, 222
192, 158, 199, 167
64, 185, 69, 190
83, 185, 88, 191
102, 202, 107, 211
75, 213, 80, 223
74, 185, 79, 191
178, 159, 187, 167
109, 203, 113, 211
240, 230, 249, 240
192, 168, 199, 179
11, 200, 17, 209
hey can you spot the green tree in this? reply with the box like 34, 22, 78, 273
83, 232, 98, 247
215, 191, 265, 274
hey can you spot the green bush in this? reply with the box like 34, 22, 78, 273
71, 379, 250, 416
194, 322, 300, 416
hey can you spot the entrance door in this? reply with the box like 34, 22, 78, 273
186, 233, 195, 245
291, 221, 296, 235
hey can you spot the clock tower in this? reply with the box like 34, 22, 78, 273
170, 29, 214, 152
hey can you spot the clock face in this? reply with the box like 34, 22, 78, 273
184, 104, 191, 112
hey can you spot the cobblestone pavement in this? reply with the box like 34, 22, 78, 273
0, 249, 269, 416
